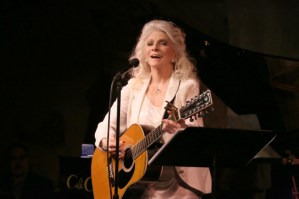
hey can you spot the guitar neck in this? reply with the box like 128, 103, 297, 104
131, 124, 165, 160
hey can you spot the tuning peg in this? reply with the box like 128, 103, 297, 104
198, 111, 204, 117
194, 114, 197, 120
189, 117, 194, 122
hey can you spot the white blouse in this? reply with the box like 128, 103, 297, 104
138, 96, 164, 128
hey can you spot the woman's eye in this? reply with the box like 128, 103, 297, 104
160, 41, 168, 46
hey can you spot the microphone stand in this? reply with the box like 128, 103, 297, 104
111, 67, 133, 199
109, 58, 138, 199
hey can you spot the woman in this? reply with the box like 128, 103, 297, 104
94, 19, 211, 199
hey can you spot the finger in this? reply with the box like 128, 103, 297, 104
162, 125, 175, 134
109, 140, 126, 153
109, 137, 124, 148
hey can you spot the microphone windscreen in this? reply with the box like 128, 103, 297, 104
129, 58, 139, 67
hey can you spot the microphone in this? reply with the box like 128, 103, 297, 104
129, 58, 140, 68
120, 58, 139, 80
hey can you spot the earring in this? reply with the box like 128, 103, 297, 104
170, 58, 176, 63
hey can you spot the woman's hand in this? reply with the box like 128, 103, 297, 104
100, 137, 126, 158
162, 118, 188, 134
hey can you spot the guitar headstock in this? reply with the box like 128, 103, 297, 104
164, 89, 214, 122
181, 89, 214, 121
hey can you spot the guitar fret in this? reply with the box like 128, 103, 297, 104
147, 134, 151, 147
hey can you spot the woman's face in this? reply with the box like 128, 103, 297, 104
144, 31, 176, 70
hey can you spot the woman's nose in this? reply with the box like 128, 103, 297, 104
152, 44, 159, 51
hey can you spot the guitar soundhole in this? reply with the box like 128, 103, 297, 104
123, 148, 133, 170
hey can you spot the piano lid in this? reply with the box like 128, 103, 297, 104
184, 27, 299, 156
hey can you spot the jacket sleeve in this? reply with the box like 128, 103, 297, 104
94, 82, 131, 148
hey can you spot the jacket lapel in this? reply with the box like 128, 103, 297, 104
162, 75, 180, 112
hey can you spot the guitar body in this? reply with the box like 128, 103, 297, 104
91, 124, 148, 199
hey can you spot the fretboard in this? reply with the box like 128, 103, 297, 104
131, 124, 165, 160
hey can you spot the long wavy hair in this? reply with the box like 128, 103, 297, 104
129, 19, 198, 80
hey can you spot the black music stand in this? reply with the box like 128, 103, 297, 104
148, 127, 277, 199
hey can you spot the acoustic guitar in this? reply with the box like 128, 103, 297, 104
91, 89, 214, 199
